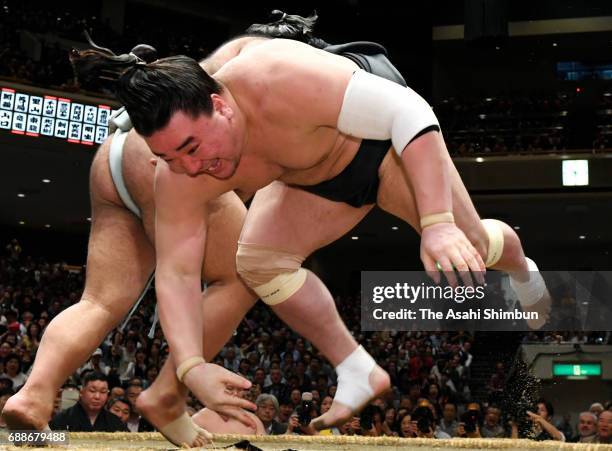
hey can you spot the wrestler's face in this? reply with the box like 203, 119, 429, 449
146, 97, 242, 179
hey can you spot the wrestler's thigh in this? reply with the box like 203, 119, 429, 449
82, 201, 155, 317
240, 181, 373, 256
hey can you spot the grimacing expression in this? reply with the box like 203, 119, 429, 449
145, 97, 241, 179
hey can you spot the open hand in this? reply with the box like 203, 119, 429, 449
183, 362, 257, 429
421, 222, 485, 287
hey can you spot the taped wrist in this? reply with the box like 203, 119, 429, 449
176, 356, 206, 383
420, 212, 454, 229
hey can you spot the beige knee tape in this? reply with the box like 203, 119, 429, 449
482, 219, 504, 267
236, 242, 307, 305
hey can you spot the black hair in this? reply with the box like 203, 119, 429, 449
108, 397, 132, 412
70, 33, 221, 136
537, 398, 554, 418
246, 10, 329, 49
82, 371, 108, 387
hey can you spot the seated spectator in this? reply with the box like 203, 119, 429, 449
109, 386, 125, 400
412, 401, 451, 439
459, 341, 473, 372
1, 354, 27, 389
255, 394, 287, 435
317, 396, 341, 436
457, 403, 482, 439
78, 348, 109, 377
488, 362, 505, 395
107, 397, 131, 424
439, 402, 459, 437
381, 407, 397, 436
0, 377, 13, 393
590, 402, 605, 417
125, 383, 154, 432
143, 365, 158, 388
480, 405, 505, 438
264, 367, 290, 404
252, 367, 266, 389
596, 410, 611, 444
356, 404, 384, 437
286, 403, 318, 436
21, 322, 41, 353
49, 372, 126, 432
0, 388, 14, 430
398, 412, 415, 438
0, 342, 12, 363
278, 398, 294, 424
527, 399, 565, 441
575, 411, 598, 443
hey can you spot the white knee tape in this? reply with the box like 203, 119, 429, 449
482, 219, 504, 267
252, 268, 308, 306
236, 242, 307, 305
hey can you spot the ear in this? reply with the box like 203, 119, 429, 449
211, 93, 234, 119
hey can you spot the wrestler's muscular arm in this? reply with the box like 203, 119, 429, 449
154, 165, 256, 425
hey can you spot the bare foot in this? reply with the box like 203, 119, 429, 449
3, 390, 53, 432
310, 365, 390, 430
136, 388, 211, 447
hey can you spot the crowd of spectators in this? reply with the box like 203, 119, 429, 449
437, 90, 612, 155
1, 238, 611, 443
436, 94, 569, 156
0, 0, 225, 95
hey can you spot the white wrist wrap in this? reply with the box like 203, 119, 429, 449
337, 69, 440, 156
